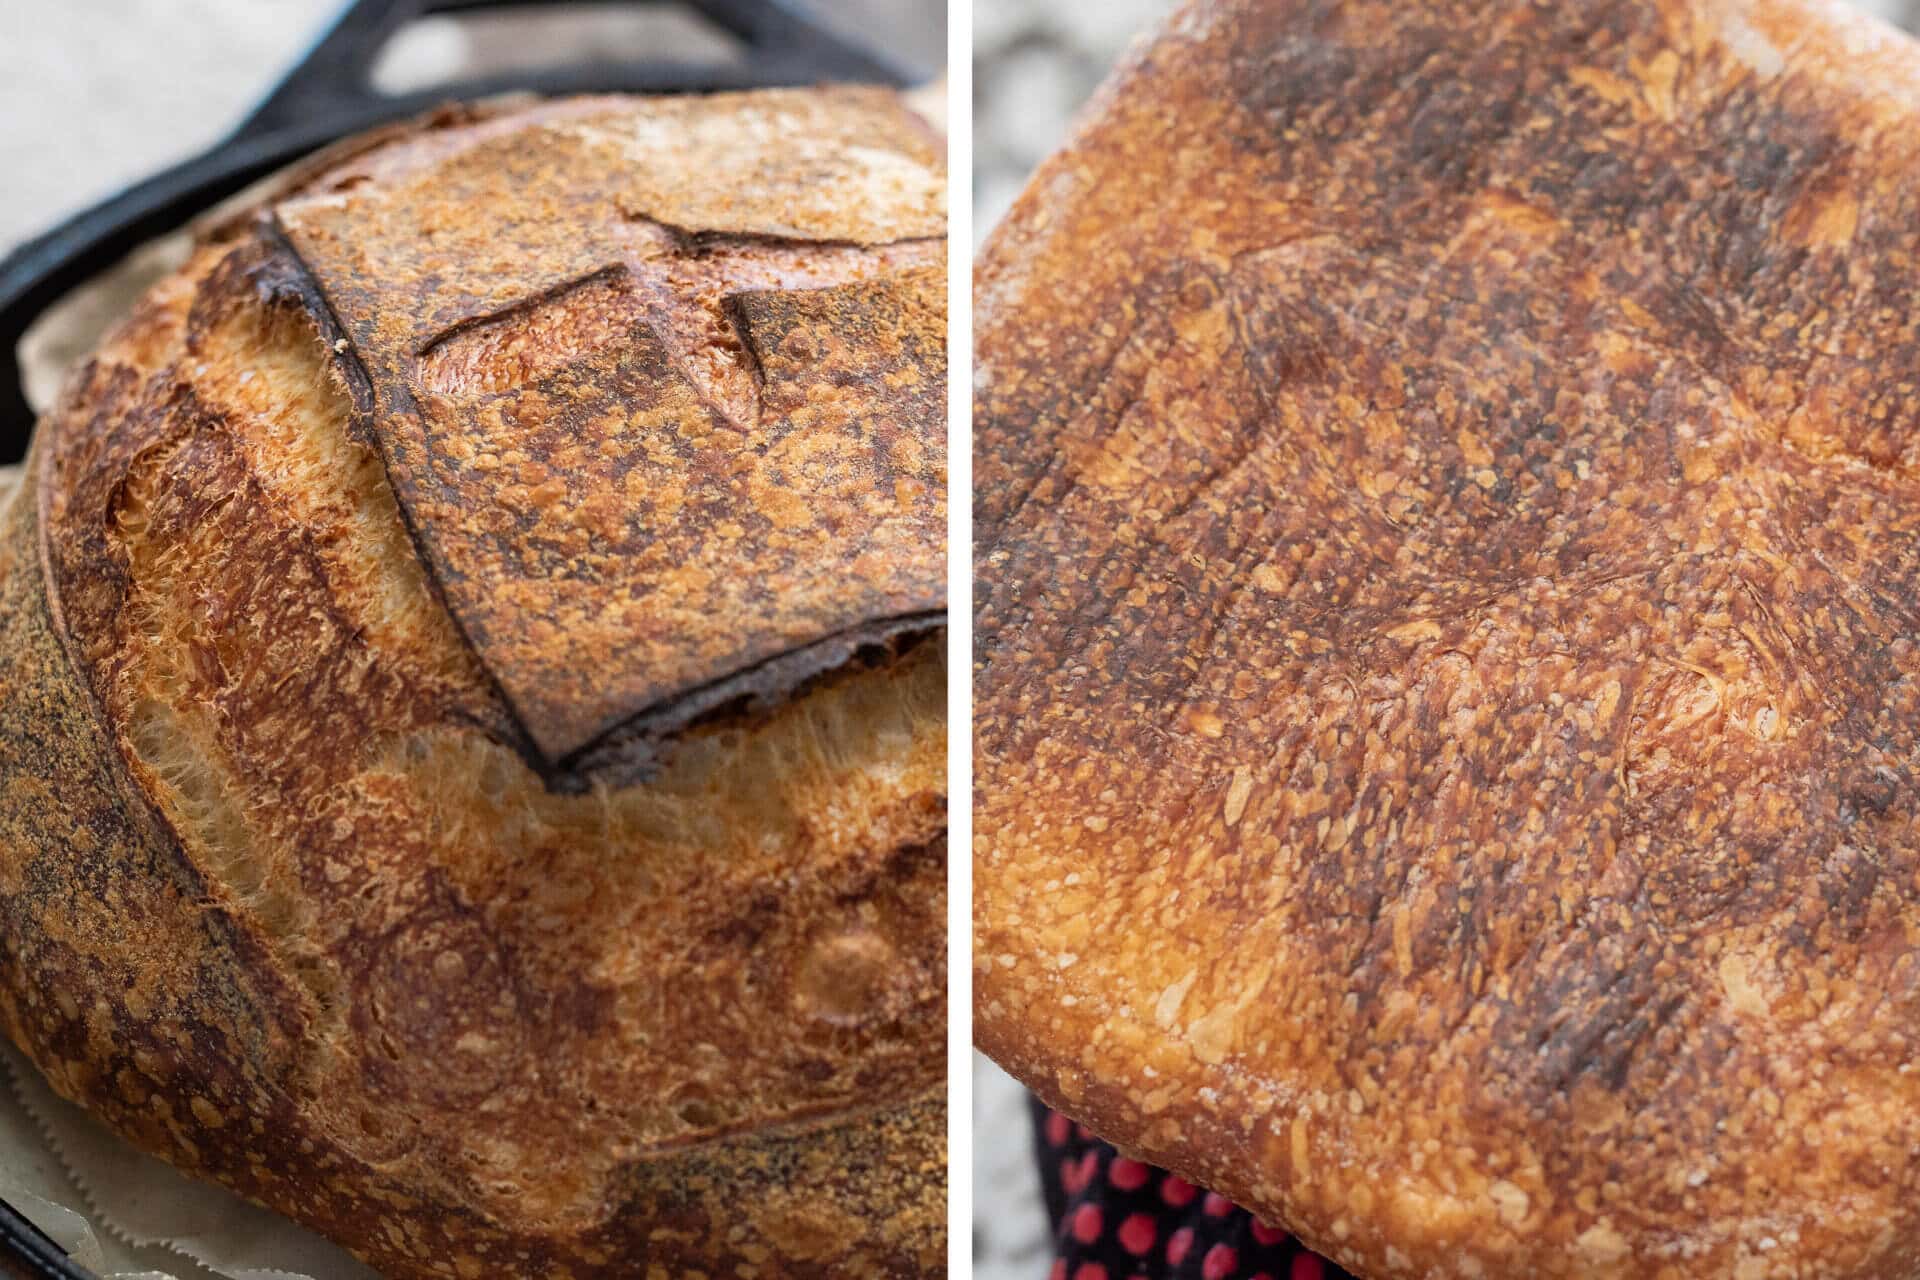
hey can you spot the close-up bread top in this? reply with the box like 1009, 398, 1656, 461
0, 86, 946, 1278
974, 0, 1920, 1277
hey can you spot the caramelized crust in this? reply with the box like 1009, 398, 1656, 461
1, 89, 945, 1278
273, 90, 946, 776
975, 2, 1920, 1277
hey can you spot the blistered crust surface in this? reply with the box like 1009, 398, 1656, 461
275, 89, 947, 769
974, 2, 1920, 1277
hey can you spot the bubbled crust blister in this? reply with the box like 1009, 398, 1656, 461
1, 88, 946, 1279
974, 2, 1920, 1278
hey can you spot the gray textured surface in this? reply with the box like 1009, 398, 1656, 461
0, 0, 339, 252
970, 0, 1920, 1277
973, 1054, 1052, 1280
973, 0, 1174, 241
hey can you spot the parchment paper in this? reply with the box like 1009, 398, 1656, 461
1, 1041, 372, 1280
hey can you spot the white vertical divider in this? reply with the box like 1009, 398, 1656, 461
945, 0, 977, 1270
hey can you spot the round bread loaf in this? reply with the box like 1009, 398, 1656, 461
975, 1, 1920, 1276
0, 88, 946, 1277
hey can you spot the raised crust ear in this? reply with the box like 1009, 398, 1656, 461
270, 91, 947, 789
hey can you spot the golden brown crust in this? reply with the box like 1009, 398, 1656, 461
273, 89, 947, 776
2, 88, 946, 1279
974, 2, 1920, 1277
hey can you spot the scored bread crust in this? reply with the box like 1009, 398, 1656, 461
974, 2, 1920, 1278
0, 89, 945, 1278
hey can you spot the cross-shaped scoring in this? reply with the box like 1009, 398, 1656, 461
276, 90, 947, 777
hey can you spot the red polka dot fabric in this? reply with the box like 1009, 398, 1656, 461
1033, 1099, 1353, 1280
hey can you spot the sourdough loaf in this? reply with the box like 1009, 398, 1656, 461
0, 87, 946, 1278
974, 1, 1920, 1276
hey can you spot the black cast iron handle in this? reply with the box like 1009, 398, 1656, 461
0, 0, 915, 457
0, 1197, 86, 1280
